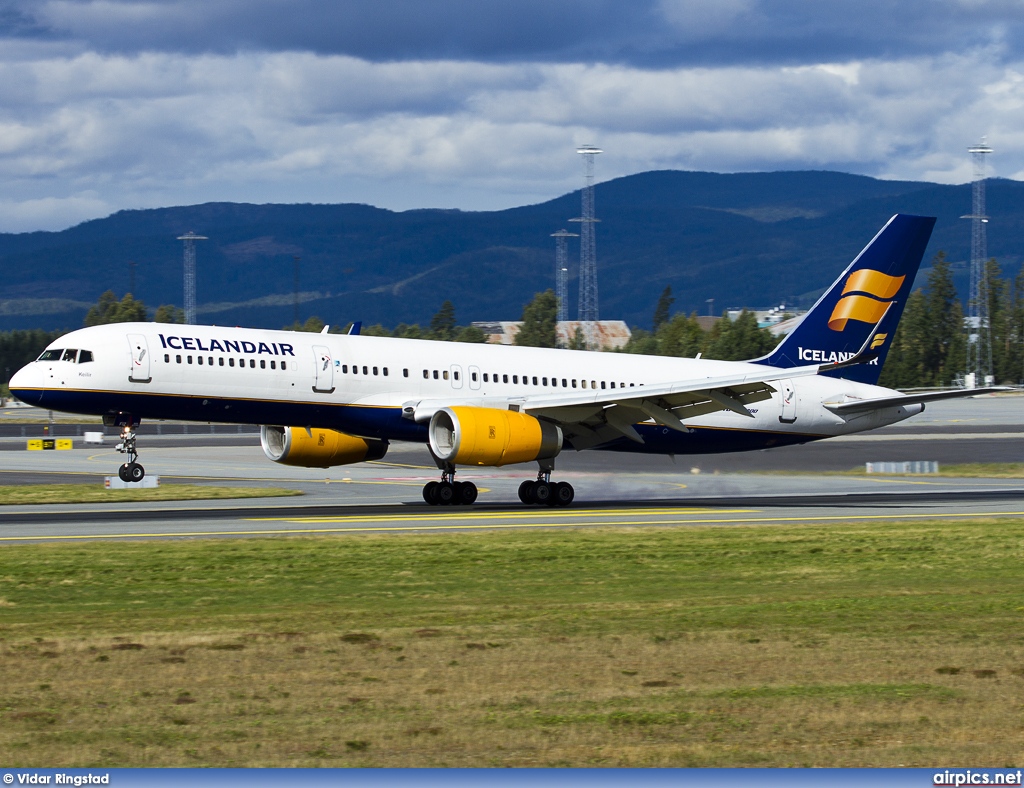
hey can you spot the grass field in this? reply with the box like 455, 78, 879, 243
1, 520, 1023, 767
0, 485, 304, 505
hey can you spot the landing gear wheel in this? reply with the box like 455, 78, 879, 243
129, 463, 145, 482
436, 481, 455, 505
458, 481, 478, 505
518, 480, 535, 504
118, 464, 131, 482
423, 481, 439, 505
553, 481, 574, 507
532, 481, 552, 505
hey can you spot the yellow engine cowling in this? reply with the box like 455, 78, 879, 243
260, 426, 388, 468
428, 406, 562, 467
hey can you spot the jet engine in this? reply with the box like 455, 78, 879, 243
428, 406, 562, 467
260, 426, 388, 468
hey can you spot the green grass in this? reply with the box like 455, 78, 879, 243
0, 484, 303, 505
1, 520, 1023, 766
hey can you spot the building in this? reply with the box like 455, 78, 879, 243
472, 320, 632, 350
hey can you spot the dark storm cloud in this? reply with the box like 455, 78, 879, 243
19, 0, 1024, 66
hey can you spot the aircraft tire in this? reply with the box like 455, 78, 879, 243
533, 481, 552, 505
118, 464, 131, 482
459, 481, 478, 505
518, 480, 535, 504
553, 482, 574, 507
129, 463, 145, 483
436, 481, 456, 505
423, 481, 439, 505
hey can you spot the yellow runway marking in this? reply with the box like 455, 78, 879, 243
247, 506, 757, 524
6, 510, 1024, 542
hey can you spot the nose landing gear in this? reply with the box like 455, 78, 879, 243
115, 424, 145, 483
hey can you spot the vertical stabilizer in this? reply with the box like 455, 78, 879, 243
753, 214, 936, 385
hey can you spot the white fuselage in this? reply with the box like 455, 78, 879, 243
9, 322, 922, 456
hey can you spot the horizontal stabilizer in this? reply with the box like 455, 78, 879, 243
824, 388, 1008, 415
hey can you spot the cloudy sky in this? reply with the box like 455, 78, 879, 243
1, 0, 1023, 232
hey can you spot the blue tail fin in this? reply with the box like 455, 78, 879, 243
753, 214, 936, 385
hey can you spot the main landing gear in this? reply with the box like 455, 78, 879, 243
115, 424, 145, 483
518, 469, 574, 507
422, 467, 478, 506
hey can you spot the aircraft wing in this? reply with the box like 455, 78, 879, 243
823, 387, 1008, 416
515, 362, 823, 448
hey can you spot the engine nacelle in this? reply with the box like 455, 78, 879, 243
429, 406, 562, 467
260, 426, 388, 468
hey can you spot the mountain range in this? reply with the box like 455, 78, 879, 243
1, 170, 1021, 332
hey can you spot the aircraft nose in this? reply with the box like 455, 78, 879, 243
8, 364, 43, 406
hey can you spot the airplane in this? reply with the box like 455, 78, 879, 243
9, 214, 996, 507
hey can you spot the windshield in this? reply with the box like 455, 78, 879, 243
38, 349, 63, 361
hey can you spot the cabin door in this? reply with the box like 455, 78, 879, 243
127, 334, 151, 383
778, 379, 797, 424
313, 345, 335, 393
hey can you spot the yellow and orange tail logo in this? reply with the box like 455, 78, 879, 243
827, 269, 905, 331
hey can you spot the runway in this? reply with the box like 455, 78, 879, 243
1, 396, 1023, 542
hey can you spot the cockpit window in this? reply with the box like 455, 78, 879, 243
38, 349, 63, 361
78, 350, 93, 363
62, 349, 78, 362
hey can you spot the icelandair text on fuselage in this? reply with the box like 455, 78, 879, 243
798, 347, 879, 365
158, 334, 295, 357
8, 775, 109, 786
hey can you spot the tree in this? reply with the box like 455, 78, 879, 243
515, 290, 558, 348
567, 325, 586, 350
284, 316, 326, 332
84, 291, 147, 326
702, 311, 777, 360
652, 285, 674, 331
658, 312, 704, 358
429, 301, 457, 341
455, 325, 488, 343
154, 304, 184, 324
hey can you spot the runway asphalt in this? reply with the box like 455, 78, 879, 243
1, 395, 1022, 542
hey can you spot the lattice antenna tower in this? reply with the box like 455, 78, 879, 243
569, 145, 602, 348
962, 139, 993, 387
551, 229, 578, 323
177, 231, 208, 325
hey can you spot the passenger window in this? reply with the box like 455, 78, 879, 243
532, 376, 537, 385
383, 368, 388, 376
453, 370, 459, 380
373, 367, 378, 376
219, 358, 224, 367
503, 374, 508, 383
362, 366, 368, 375
591, 380, 596, 389
38, 349, 63, 361
229, 358, 235, 367
562, 378, 567, 387
471, 372, 477, 382
601, 381, 606, 389
198, 357, 203, 365
443, 370, 449, 381
483, 373, 489, 382
164, 354, 170, 363
79, 350, 93, 363
582, 380, 587, 389
542, 377, 547, 385
260, 360, 266, 369
512, 375, 518, 384
250, 359, 255, 368
433, 370, 439, 380
403, 369, 409, 377
187, 356, 193, 364
271, 360, 276, 369
62, 349, 77, 362
629, 383, 634, 387
209, 357, 213, 365
423, 370, 429, 379
611, 382, 615, 388
572, 379, 577, 388
176, 355, 182, 363
281, 362, 287, 371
